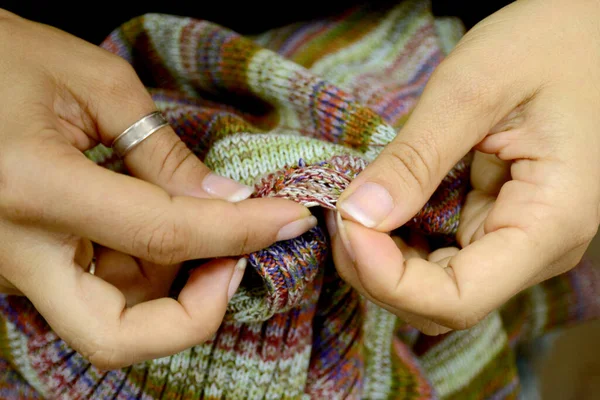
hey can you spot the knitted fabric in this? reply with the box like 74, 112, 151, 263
1, 0, 599, 398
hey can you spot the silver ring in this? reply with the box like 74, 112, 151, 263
87, 257, 96, 275
111, 111, 169, 158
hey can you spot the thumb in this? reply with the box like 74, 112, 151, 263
337, 57, 522, 231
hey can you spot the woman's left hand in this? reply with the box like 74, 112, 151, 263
329, 0, 600, 334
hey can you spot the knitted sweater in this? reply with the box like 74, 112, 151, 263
1, 1, 599, 398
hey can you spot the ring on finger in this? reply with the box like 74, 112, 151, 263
111, 111, 169, 158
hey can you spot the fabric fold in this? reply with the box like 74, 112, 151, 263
1, 1, 599, 399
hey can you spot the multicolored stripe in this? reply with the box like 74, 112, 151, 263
2, 1, 599, 398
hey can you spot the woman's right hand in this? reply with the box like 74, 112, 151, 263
0, 10, 315, 369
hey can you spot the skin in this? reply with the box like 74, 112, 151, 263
333, 0, 600, 335
0, 10, 316, 369
1, 0, 598, 372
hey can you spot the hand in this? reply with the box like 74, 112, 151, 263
0, 10, 316, 369
331, 0, 600, 334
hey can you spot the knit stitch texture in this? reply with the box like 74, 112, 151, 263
1, 1, 599, 399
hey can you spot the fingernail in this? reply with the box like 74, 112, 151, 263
336, 212, 355, 261
227, 258, 247, 301
202, 173, 254, 203
276, 216, 318, 242
338, 182, 394, 228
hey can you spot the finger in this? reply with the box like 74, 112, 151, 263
336, 157, 586, 331
325, 210, 362, 290
336, 216, 537, 329
456, 190, 494, 246
327, 211, 451, 335
4, 147, 316, 265
456, 152, 508, 245
343, 99, 596, 329
16, 247, 246, 370
0, 276, 22, 295
92, 246, 181, 308
78, 62, 252, 201
25, 26, 252, 201
392, 231, 430, 259
336, 52, 527, 231
469, 152, 512, 195
74, 237, 94, 268
391, 234, 429, 262
122, 124, 254, 202
427, 247, 459, 264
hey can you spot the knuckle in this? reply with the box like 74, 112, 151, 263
97, 56, 140, 96
0, 9, 17, 21
0, 19, 15, 42
71, 334, 131, 370
231, 203, 252, 254
445, 307, 487, 331
184, 306, 227, 342
0, 12, 21, 37
132, 218, 188, 265
0, 191, 42, 224
87, 348, 122, 370
384, 137, 439, 195
108, 56, 137, 82
430, 60, 498, 115
0, 152, 41, 224
88, 349, 133, 370
156, 138, 196, 185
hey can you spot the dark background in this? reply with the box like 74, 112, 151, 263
1, 1, 512, 44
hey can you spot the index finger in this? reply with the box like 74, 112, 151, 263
336, 219, 540, 329
19, 252, 242, 369
5, 145, 314, 265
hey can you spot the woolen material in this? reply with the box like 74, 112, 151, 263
1, 1, 598, 398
